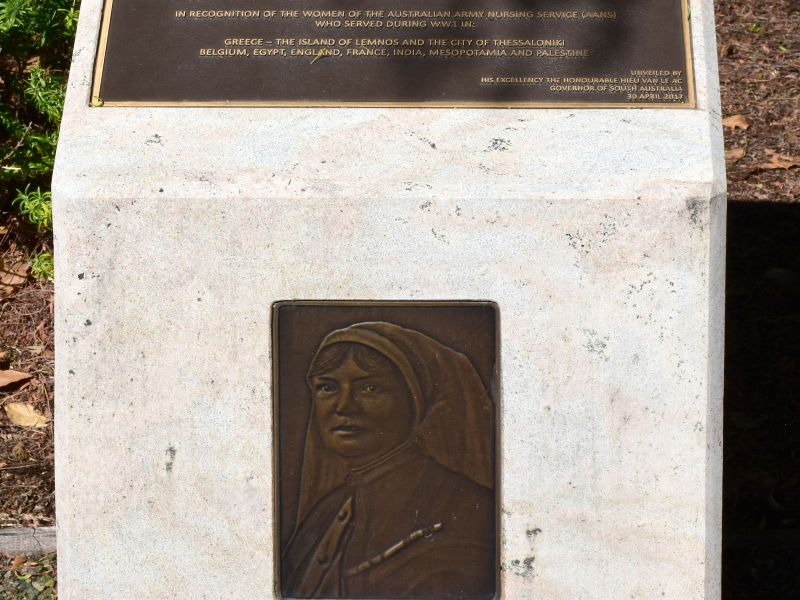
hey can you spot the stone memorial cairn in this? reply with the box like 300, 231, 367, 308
54, 0, 724, 597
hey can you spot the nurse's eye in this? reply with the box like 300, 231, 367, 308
316, 382, 337, 393
362, 384, 381, 393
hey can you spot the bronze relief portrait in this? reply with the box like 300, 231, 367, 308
274, 302, 498, 599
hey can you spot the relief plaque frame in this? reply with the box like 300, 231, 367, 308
271, 301, 500, 599
91, 0, 695, 108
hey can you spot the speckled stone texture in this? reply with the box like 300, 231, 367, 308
53, 0, 725, 598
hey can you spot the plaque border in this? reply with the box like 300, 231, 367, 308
270, 299, 502, 598
91, 0, 695, 109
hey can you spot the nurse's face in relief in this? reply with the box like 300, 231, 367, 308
310, 345, 415, 465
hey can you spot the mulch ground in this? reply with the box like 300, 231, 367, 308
0, 213, 54, 530
0, 0, 798, 596
714, 2, 799, 595
717, 0, 800, 202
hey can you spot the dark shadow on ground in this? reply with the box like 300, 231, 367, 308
723, 201, 800, 599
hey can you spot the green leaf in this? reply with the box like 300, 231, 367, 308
30, 251, 55, 281
13, 185, 53, 231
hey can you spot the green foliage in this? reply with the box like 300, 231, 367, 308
0, 0, 78, 197
1, 0, 77, 227
24, 64, 66, 124
13, 186, 52, 231
30, 251, 55, 281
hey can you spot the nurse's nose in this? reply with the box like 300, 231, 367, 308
334, 382, 358, 415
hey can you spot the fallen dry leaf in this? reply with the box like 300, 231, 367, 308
0, 258, 29, 298
4, 402, 49, 428
725, 146, 746, 164
10, 555, 25, 570
0, 369, 32, 388
757, 150, 800, 170
12, 441, 27, 460
722, 114, 751, 131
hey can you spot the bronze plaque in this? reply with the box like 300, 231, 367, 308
93, 0, 694, 107
273, 301, 498, 599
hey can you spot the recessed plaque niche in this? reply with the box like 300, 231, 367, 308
273, 301, 498, 599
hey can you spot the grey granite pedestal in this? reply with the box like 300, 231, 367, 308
53, 0, 725, 597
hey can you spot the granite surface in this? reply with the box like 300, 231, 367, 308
53, 0, 725, 597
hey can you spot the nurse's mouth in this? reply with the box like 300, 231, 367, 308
331, 424, 365, 436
